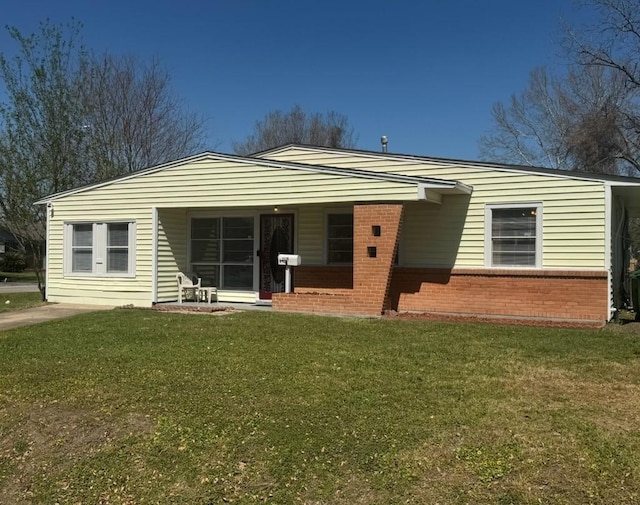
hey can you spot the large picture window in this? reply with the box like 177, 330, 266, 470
485, 204, 541, 267
190, 217, 254, 290
327, 213, 353, 264
65, 221, 135, 276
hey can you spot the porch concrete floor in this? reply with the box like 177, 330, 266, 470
156, 301, 273, 312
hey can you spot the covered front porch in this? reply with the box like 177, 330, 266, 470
151, 201, 414, 315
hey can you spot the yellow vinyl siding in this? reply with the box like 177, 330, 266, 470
406, 189, 606, 269
46, 289, 151, 306
52, 159, 420, 208
156, 208, 187, 302
262, 148, 607, 269
401, 198, 471, 267
46, 205, 153, 306
297, 205, 325, 264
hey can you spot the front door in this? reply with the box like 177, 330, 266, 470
259, 214, 294, 300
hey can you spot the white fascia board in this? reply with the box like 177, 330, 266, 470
607, 180, 640, 187
417, 181, 473, 203
453, 181, 473, 194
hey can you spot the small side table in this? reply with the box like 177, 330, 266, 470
198, 287, 217, 304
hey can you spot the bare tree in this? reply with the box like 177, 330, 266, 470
480, 65, 633, 174
233, 104, 357, 155
568, 0, 640, 87
480, 67, 571, 168
481, 0, 640, 174
79, 54, 206, 178
566, 0, 640, 171
0, 21, 207, 297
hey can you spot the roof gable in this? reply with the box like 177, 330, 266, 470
36, 151, 470, 206
256, 144, 640, 186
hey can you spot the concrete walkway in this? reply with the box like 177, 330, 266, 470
0, 304, 114, 331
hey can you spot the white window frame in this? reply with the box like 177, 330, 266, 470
484, 203, 542, 268
64, 221, 136, 277
325, 209, 354, 265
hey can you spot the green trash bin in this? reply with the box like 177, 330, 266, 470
630, 270, 640, 320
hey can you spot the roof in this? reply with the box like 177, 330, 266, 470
35, 151, 472, 205
254, 144, 640, 186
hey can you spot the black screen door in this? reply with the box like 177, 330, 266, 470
259, 214, 294, 299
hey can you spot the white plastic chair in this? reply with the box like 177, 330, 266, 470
176, 272, 201, 303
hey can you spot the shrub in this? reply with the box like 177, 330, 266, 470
1, 250, 27, 272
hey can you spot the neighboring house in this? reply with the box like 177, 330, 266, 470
0, 227, 19, 255
35, 144, 640, 325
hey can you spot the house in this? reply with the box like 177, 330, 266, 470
0, 227, 19, 255
35, 144, 640, 325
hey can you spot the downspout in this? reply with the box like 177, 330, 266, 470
604, 184, 614, 320
151, 206, 158, 304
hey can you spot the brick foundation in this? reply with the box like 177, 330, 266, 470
389, 268, 608, 322
274, 266, 610, 323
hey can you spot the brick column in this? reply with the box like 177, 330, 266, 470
352, 203, 404, 315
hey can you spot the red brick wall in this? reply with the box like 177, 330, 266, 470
274, 266, 609, 323
294, 266, 353, 292
389, 268, 609, 322
273, 203, 404, 316
272, 292, 353, 315
352, 203, 404, 314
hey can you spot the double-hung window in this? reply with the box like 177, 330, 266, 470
71, 223, 93, 273
65, 222, 136, 276
485, 204, 542, 268
326, 213, 353, 264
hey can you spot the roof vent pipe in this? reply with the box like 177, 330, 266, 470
381, 135, 388, 153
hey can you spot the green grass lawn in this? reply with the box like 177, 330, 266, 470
0, 292, 45, 313
0, 270, 39, 283
0, 310, 639, 504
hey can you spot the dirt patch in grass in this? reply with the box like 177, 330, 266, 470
464, 365, 640, 503
0, 401, 153, 503
506, 365, 640, 433
386, 310, 606, 329
388, 364, 640, 504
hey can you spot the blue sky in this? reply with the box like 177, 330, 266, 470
1, 0, 583, 160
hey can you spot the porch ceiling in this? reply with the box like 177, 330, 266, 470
613, 186, 640, 217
